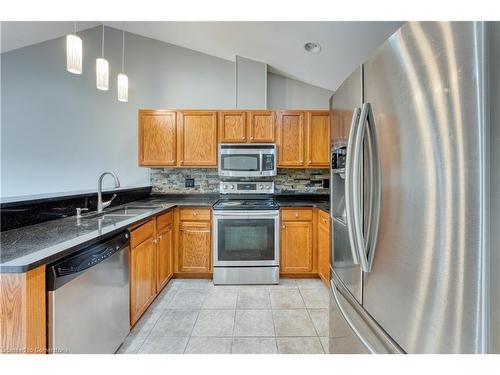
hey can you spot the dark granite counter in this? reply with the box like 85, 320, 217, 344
275, 194, 330, 212
0, 196, 218, 273
0, 193, 328, 273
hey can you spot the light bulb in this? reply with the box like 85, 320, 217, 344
96, 58, 109, 91
117, 73, 128, 102
66, 34, 82, 74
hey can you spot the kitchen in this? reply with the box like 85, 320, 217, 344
1, 1, 499, 372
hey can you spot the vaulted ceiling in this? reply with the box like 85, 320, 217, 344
1, 21, 403, 91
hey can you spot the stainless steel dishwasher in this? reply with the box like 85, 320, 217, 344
47, 232, 130, 354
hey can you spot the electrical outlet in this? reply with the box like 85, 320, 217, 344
185, 178, 195, 188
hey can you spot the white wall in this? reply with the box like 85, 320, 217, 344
1, 26, 236, 198
236, 55, 267, 109
1, 26, 333, 199
267, 72, 333, 109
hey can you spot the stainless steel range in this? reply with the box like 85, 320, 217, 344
212, 181, 279, 285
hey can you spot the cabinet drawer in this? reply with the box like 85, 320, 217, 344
281, 208, 313, 221
130, 219, 155, 248
179, 208, 211, 221
156, 210, 173, 230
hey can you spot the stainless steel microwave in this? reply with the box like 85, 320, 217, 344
218, 144, 277, 177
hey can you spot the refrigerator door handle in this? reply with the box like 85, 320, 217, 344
352, 102, 381, 273
345, 107, 362, 265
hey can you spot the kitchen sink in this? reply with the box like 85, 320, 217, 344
81, 206, 157, 220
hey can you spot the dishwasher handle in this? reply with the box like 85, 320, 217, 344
47, 231, 130, 291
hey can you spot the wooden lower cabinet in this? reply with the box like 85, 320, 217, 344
280, 208, 330, 281
280, 209, 314, 274
0, 266, 46, 354
178, 221, 212, 274
129, 210, 175, 326
317, 210, 331, 285
156, 224, 173, 291
129, 234, 156, 326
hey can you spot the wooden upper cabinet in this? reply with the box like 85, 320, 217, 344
306, 111, 330, 167
139, 110, 177, 166
277, 111, 306, 167
248, 111, 275, 143
219, 111, 247, 143
178, 111, 218, 166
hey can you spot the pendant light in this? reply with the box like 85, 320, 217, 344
96, 25, 109, 90
66, 22, 82, 74
117, 30, 128, 102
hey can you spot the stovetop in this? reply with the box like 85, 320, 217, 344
213, 198, 279, 210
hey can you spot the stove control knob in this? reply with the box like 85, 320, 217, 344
259, 184, 263, 190
223, 184, 228, 189
266, 185, 270, 190
230, 184, 235, 189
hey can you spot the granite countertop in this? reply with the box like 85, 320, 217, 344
0, 196, 217, 273
275, 195, 330, 212
0, 193, 328, 273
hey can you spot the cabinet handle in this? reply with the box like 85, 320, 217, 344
282, 225, 286, 229
295, 213, 299, 218
153, 239, 157, 244
193, 212, 198, 216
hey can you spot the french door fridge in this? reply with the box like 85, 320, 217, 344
329, 21, 497, 354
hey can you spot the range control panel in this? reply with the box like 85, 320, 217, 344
220, 181, 274, 194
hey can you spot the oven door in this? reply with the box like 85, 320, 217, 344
213, 210, 279, 267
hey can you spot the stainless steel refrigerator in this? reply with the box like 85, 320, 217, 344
329, 21, 500, 354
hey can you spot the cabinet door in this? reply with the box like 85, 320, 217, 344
280, 221, 313, 273
156, 224, 173, 291
178, 221, 212, 273
306, 111, 330, 167
178, 111, 218, 166
139, 110, 177, 166
318, 213, 331, 285
248, 111, 275, 143
219, 111, 247, 143
277, 111, 305, 167
130, 236, 156, 326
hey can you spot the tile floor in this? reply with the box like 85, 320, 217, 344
117, 278, 331, 354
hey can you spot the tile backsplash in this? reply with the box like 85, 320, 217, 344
151, 168, 329, 194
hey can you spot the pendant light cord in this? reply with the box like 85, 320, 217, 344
101, 25, 105, 58
73, 21, 76, 35
121, 31, 125, 73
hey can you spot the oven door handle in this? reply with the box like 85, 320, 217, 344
213, 211, 279, 218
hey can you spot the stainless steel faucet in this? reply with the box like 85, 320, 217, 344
97, 171, 121, 213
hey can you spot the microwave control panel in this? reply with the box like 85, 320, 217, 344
262, 154, 275, 171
